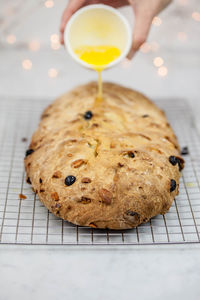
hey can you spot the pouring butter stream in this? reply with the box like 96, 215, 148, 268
75, 45, 121, 100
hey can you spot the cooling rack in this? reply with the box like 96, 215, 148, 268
0, 97, 200, 245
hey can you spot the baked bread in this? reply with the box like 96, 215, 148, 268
25, 82, 184, 229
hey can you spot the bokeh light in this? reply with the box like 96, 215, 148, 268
44, 0, 54, 8
177, 32, 187, 42
50, 34, 60, 50
153, 57, 164, 67
158, 66, 168, 77
152, 17, 162, 26
50, 34, 59, 43
178, 0, 188, 5
29, 40, 40, 51
140, 42, 151, 53
4, 7, 15, 16
150, 41, 159, 52
22, 59, 32, 70
121, 58, 131, 69
192, 12, 200, 22
48, 68, 58, 78
6, 34, 16, 44
51, 43, 60, 50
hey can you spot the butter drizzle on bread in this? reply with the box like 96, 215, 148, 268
25, 82, 184, 229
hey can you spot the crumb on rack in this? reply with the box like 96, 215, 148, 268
19, 193, 27, 199
21, 137, 27, 142
181, 146, 189, 155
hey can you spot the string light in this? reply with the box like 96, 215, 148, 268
152, 17, 162, 26
192, 12, 200, 22
140, 42, 151, 53
48, 68, 58, 78
22, 59, 32, 70
6, 34, 16, 44
177, 32, 187, 42
29, 40, 40, 51
158, 66, 168, 77
44, 0, 54, 8
153, 57, 164, 67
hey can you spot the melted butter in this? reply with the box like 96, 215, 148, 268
75, 45, 121, 100
97, 70, 102, 101
75, 45, 121, 67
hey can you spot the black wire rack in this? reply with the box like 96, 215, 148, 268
0, 97, 200, 245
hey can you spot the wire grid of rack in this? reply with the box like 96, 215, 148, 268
0, 97, 200, 246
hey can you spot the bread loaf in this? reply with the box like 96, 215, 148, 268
25, 82, 184, 229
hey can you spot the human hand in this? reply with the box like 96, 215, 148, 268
60, 0, 172, 58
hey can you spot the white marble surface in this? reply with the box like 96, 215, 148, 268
0, 245, 200, 300
0, 1, 200, 299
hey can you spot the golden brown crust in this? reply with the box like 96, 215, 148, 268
25, 82, 184, 229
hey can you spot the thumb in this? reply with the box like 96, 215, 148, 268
127, 11, 153, 59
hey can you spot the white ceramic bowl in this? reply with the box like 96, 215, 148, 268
64, 4, 132, 70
